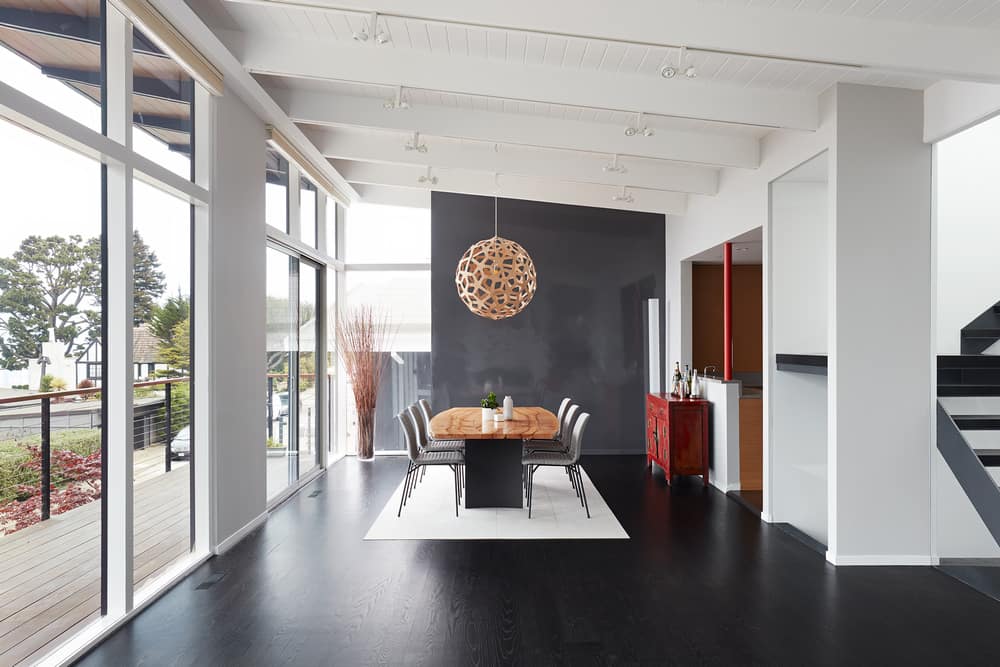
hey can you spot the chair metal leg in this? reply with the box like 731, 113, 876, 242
397, 463, 414, 517
576, 465, 591, 518
421, 465, 426, 483
453, 465, 459, 517
528, 465, 536, 518
569, 466, 579, 495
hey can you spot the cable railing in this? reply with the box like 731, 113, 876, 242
0, 377, 190, 536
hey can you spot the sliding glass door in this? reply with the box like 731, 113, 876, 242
265, 245, 320, 502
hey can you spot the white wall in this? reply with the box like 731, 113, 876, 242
209, 90, 268, 547
667, 88, 835, 527
768, 177, 829, 544
829, 84, 933, 565
935, 114, 1000, 354
703, 377, 740, 492
770, 181, 828, 354
771, 372, 828, 544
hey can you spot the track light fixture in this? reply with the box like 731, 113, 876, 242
353, 12, 389, 45
418, 166, 438, 186
383, 85, 410, 110
603, 153, 627, 174
612, 186, 634, 204
404, 131, 428, 153
661, 46, 697, 80
625, 112, 653, 137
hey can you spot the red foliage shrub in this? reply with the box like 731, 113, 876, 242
77, 379, 95, 389
0, 445, 101, 535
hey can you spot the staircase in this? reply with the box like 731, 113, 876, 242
960, 301, 1000, 355
937, 354, 1000, 545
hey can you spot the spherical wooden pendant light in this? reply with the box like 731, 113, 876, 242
455, 198, 537, 320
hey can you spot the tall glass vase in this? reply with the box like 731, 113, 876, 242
356, 405, 375, 461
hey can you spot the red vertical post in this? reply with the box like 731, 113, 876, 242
723, 242, 733, 381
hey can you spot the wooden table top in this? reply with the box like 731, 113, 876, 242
428, 407, 558, 440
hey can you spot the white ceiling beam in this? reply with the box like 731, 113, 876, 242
352, 183, 431, 208
267, 86, 760, 169
264, 0, 1000, 83
333, 160, 684, 215
303, 126, 718, 195
235, 33, 818, 130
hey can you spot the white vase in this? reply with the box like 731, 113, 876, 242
482, 407, 493, 421
503, 395, 514, 420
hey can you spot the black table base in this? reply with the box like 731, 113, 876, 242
464, 439, 523, 508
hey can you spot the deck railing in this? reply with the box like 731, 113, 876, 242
0, 377, 190, 530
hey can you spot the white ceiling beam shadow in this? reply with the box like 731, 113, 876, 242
303, 126, 718, 195
268, 87, 759, 169
353, 183, 431, 208
236, 34, 818, 130
333, 160, 685, 215
272, 0, 1000, 83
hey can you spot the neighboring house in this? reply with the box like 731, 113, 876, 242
76, 323, 162, 387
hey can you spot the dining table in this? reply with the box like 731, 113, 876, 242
428, 406, 558, 508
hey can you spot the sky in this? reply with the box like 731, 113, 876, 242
0, 45, 192, 300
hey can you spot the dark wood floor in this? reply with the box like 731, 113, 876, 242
77, 456, 1000, 666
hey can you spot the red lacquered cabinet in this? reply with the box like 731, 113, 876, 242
646, 393, 709, 486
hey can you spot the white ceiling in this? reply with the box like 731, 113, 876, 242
687, 228, 764, 264
191, 0, 1000, 214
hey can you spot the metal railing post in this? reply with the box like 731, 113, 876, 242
41, 396, 51, 521
267, 376, 274, 439
164, 382, 172, 473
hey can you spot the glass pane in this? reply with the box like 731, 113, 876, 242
0, 0, 103, 133
132, 179, 192, 593
266, 150, 289, 233
298, 263, 319, 474
0, 116, 104, 660
300, 178, 317, 248
266, 248, 294, 500
131, 24, 193, 179
344, 203, 430, 264
343, 271, 431, 452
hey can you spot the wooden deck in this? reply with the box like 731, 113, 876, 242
0, 447, 191, 665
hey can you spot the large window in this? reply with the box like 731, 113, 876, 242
300, 177, 318, 248
0, 2, 211, 661
0, 115, 104, 665
265, 247, 320, 500
266, 149, 289, 233
341, 203, 431, 453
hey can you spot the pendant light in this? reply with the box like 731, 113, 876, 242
455, 197, 537, 320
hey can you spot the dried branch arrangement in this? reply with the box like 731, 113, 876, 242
336, 306, 395, 460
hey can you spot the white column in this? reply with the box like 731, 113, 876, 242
104, 5, 135, 616
192, 83, 213, 553
828, 84, 933, 565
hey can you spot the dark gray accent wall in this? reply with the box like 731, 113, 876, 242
431, 193, 665, 454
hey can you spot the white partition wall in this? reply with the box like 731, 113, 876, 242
828, 85, 933, 565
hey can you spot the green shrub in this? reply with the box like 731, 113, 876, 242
39, 375, 55, 392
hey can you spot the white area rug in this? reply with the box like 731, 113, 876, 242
365, 465, 628, 540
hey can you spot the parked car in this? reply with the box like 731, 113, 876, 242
170, 426, 190, 460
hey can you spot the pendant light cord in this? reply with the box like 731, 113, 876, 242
494, 196, 499, 237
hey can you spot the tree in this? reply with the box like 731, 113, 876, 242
0, 235, 99, 367
132, 231, 166, 325
157, 316, 190, 375
151, 293, 189, 345
0, 232, 166, 370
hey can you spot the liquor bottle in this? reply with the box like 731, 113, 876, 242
673, 362, 682, 396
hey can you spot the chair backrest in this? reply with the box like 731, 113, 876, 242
554, 397, 572, 438
397, 410, 420, 460
561, 404, 580, 442
418, 399, 433, 425
408, 405, 429, 448
567, 412, 590, 464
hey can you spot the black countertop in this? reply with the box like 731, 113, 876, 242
776, 354, 828, 376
